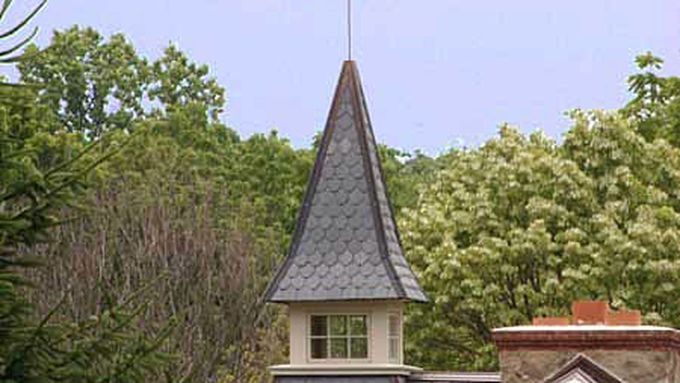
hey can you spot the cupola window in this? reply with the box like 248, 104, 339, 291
388, 313, 401, 362
309, 314, 368, 360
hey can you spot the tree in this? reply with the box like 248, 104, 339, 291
18, 27, 225, 139
378, 145, 440, 214
402, 114, 680, 371
624, 52, 680, 146
149, 44, 225, 120
18, 27, 149, 137
0, 1, 172, 381
24, 105, 311, 381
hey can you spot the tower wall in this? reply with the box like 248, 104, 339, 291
287, 301, 404, 365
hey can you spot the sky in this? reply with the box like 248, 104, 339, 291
4, 1, 680, 154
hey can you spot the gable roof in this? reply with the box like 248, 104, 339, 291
542, 354, 625, 383
264, 61, 427, 303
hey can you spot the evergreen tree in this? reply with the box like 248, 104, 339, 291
0, 1, 172, 381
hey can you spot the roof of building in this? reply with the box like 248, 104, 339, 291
541, 354, 624, 383
264, 60, 427, 303
409, 372, 501, 382
275, 377, 406, 383
274, 372, 501, 383
493, 301, 680, 352
493, 325, 674, 332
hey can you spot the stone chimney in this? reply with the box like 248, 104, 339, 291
492, 301, 680, 383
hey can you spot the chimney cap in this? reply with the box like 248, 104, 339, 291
530, 300, 642, 327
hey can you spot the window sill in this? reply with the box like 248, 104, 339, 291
307, 358, 371, 364
269, 363, 422, 376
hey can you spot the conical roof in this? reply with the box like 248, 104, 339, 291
265, 61, 427, 302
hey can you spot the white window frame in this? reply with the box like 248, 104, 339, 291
388, 311, 402, 363
307, 313, 371, 363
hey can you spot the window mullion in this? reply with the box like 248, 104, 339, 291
326, 316, 331, 358
345, 314, 350, 359
310, 314, 368, 360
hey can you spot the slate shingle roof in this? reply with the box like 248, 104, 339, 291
264, 61, 427, 302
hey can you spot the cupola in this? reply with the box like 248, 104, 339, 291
265, 60, 427, 381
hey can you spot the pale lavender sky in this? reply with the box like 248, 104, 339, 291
4, 1, 680, 153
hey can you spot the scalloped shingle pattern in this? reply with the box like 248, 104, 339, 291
265, 61, 427, 302
357, 82, 428, 302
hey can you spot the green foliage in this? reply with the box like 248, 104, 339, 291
18, 27, 148, 137
18, 26, 225, 139
1, 2, 172, 381
378, 145, 440, 213
401, 54, 680, 370
402, 112, 680, 370
149, 44, 225, 120
1, 66, 174, 383
24, 104, 311, 380
13, 10, 680, 379
2, 286, 174, 382
624, 52, 680, 145
11, 22, 312, 381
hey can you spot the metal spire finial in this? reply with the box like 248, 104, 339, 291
347, 0, 352, 60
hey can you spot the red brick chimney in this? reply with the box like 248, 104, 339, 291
493, 300, 679, 383
529, 300, 642, 327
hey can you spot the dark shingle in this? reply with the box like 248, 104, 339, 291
265, 61, 427, 303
